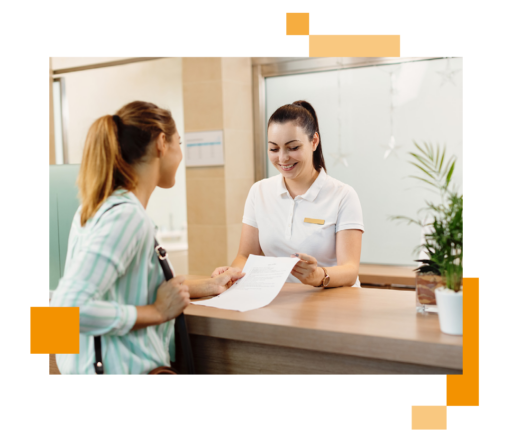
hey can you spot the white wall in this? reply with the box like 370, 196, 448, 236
55, 57, 187, 236
266, 58, 463, 266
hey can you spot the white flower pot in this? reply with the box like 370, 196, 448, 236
435, 286, 463, 335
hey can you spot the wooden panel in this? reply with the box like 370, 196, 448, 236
358, 264, 416, 286
187, 335, 461, 375
185, 283, 462, 370
50, 354, 60, 375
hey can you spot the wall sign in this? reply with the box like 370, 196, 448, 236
184, 130, 224, 167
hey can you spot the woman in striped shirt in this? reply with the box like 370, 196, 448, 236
51, 101, 243, 374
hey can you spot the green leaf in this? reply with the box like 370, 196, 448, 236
446, 161, 455, 187
414, 142, 429, 158
438, 146, 446, 173
408, 175, 439, 188
409, 162, 437, 181
441, 156, 456, 179
409, 153, 437, 173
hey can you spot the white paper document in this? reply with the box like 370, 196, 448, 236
191, 254, 299, 312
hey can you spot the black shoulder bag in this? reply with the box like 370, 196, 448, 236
93, 238, 196, 374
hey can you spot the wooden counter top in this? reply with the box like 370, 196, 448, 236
185, 282, 461, 371
358, 264, 417, 286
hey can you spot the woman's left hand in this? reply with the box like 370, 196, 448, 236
290, 253, 324, 287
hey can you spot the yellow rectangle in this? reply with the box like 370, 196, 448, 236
412, 406, 447, 430
286, 13, 309, 35
31, 307, 79, 354
309, 35, 400, 57
304, 218, 325, 225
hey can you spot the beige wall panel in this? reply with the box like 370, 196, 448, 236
183, 58, 222, 83
186, 175, 227, 226
224, 177, 254, 225
223, 128, 255, 180
187, 225, 228, 274
186, 166, 225, 180
49, 59, 56, 165
226, 223, 243, 264
221, 80, 253, 131
183, 82, 223, 132
221, 58, 252, 84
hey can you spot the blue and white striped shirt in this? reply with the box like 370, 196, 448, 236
51, 190, 175, 374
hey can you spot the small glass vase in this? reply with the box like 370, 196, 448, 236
416, 273, 445, 313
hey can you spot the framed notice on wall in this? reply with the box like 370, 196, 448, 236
184, 130, 224, 167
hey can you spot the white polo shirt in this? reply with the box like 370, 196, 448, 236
242, 169, 364, 285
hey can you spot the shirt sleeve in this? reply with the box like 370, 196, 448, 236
242, 182, 258, 229
336, 185, 365, 233
51, 203, 146, 336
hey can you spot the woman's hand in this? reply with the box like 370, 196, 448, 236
153, 275, 190, 323
209, 268, 245, 294
211, 266, 231, 277
290, 253, 324, 287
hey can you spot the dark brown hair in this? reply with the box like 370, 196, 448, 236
267, 100, 326, 172
77, 101, 176, 226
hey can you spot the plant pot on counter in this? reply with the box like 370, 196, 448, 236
416, 273, 445, 313
435, 286, 463, 335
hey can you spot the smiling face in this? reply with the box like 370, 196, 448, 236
268, 121, 319, 180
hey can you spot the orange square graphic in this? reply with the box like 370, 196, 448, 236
412, 406, 447, 430
31, 307, 79, 354
286, 13, 309, 35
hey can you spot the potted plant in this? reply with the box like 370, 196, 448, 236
391, 142, 463, 323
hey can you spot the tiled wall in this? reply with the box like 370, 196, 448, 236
183, 58, 254, 274
50, 59, 55, 165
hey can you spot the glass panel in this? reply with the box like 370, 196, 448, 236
265, 58, 462, 266
49, 164, 81, 290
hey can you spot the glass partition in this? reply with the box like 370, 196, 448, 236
265, 58, 462, 265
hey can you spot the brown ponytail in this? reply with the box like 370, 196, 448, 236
77, 101, 176, 226
267, 100, 327, 173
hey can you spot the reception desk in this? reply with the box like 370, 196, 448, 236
50, 279, 462, 375
181, 282, 462, 375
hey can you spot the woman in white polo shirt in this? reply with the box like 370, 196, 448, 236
213, 100, 364, 288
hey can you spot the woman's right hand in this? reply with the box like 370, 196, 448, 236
153, 275, 190, 323
211, 266, 231, 277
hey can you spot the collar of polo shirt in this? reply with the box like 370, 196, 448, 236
276, 168, 328, 202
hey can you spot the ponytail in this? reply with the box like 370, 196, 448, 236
77, 116, 136, 226
267, 100, 327, 173
77, 101, 177, 226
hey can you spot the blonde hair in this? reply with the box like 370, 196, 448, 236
77, 101, 176, 226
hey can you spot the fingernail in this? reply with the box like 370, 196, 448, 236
294, 253, 299, 257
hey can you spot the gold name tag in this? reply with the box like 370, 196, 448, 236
304, 218, 325, 225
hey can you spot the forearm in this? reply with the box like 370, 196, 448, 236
131, 305, 163, 330
308, 263, 359, 288
185, 278, 220, 298
231, 254, 248, 270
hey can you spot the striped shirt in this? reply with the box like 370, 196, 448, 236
51, 189, 175, 374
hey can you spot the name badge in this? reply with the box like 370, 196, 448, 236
304, 218, 325, 225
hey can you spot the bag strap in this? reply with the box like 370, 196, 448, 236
154, 239, 196, 374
